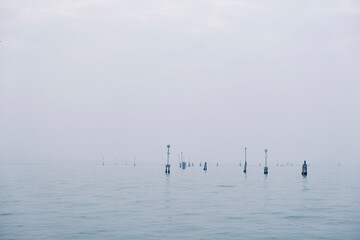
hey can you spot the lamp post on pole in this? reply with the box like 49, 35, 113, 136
264, 149, 268, 174
165, 145, 171, 174
243, 147, 247, 173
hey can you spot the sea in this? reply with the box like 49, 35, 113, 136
0, 162, 359, 240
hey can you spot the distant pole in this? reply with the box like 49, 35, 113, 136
264, 149, 268, 174
134, 157, 136, 167
181, 152, 186, 169
203, 162, 207, 171
243, 147, 247, 173
102, 156, 104, 166
165, 144, 171, 174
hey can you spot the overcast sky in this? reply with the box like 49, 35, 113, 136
0, 0, 359, 166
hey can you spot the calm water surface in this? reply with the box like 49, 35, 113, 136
0, 163, 359, 239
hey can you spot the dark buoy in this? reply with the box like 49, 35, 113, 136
302, 160, 307, 176
243, 147, 247, 173
264, 149, 268, 174
188, 162, 190, 168
203, 162, 207, 171
165, 144, 171, 174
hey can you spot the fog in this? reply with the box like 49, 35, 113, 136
1, 0, 359, 166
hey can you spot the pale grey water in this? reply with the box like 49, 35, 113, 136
0, 163, 359, 239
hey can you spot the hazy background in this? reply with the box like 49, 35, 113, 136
0, 0, 359, 166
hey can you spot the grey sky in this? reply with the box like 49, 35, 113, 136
1, 0, 359, 165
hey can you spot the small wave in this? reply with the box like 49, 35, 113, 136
0, 212, 14, 216
285, 215, 311, 219
217, 185, 236, 188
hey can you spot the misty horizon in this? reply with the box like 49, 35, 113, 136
1, 0, 359, 166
